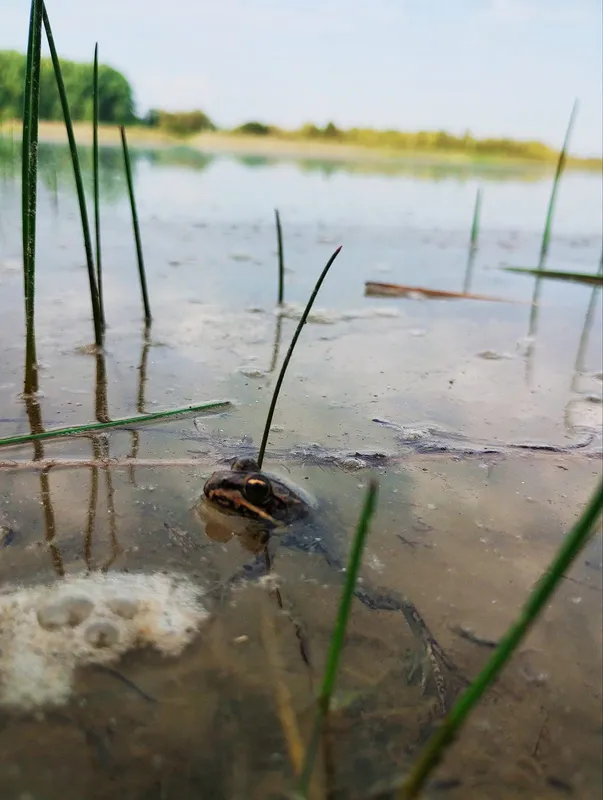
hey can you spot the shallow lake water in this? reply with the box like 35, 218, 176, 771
0, 139, 602, 799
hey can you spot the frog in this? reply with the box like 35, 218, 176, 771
202, 457, 468, 714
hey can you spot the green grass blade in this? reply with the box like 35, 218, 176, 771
0, 400, 232, 449
398, 478, 603, 799
92, 42, 104, 328
470, 187, 482, 249
505, 266, 602, 285
298, 479, 379, 795
21, 0, 43, 395
461, 247, 477, 295
120, 125, 151, 324
256, 245, 342, 469
275, 208, 285, 304
539, 100, 578, 262
42, 4, 103, 347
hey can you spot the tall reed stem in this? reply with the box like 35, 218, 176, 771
298, 479, 379, 795
539, 100, 578, 262
21, 0, 43, 395
256, 246, 342, 469
120, 125, 151, 324
399, 479, 603, 798
470, 187, 482, 249
92, 42, 105, 328
42, 4, 103, 347
275, 208, 284, 305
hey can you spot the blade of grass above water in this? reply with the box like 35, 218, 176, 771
297, 479, 379, 797
398, 478, 603, 799
42, 4, 102, 347
92, 42, 104, 328
0, 400, 232, 448
275, 208, 285, 305
256, 245, 342, 469
470, 187, 482, 249
120, 125, 152, 325
504, 267, 603, 286
539, 100, 578, 262
21, 0, 43, 395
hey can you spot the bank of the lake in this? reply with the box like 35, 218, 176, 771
1, 119, 601, 172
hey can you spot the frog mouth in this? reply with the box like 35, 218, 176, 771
204, 490, 278, 525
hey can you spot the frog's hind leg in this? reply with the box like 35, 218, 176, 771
353, 585, 469, 714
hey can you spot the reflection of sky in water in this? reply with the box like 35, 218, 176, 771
0, 146, 601, 447
0, 146, 601, 798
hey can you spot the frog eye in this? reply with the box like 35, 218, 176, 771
243, 476, 272, 506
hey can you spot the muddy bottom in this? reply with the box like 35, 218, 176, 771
0, 450, 601, 799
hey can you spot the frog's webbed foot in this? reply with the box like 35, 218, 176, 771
354, 585, 468, 714
405, 647, 430, 693
404, 634, 468, 714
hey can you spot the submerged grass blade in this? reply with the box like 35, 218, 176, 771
539, 100, 578, 262
398, 479, 603, 799
42, 4, 102, 347
504, 266, 602, 286
120, 125, 151, 324
470, 187, 482, 249
298, 479, 379, 796
92, 42, 104, 327
256, 246, 342, 469
21, 0, 43, 395
260, 609, 306, 776
275, 208, 284, 305
0, 400, 232, 449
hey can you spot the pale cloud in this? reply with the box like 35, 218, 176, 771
0, 0, 601, 154
485, 0, 600, 22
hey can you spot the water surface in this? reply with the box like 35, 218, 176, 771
0, 140, 601, 798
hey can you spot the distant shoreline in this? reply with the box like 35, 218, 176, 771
1, 120, 601, 172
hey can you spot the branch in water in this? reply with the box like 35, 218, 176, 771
0, 457, 211, 472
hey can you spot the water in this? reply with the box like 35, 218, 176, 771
0, 139, 601, 798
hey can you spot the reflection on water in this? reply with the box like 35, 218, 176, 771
0, 452, 601, 798
0, 141, 602, 798
1, 133, 598, 209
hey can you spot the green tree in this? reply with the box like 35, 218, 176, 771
156, 110, 215, 136
235, 121, 272, 136
322, 121, 341, 139
0, 49, 135, 123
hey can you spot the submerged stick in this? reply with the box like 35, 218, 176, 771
0, 458, 214, 472
21, 0, 43, 395
298, 479, 379, 796
256, 246, 342, 469
539, 100, 578, 262
92, 42, 104, 328
43, 5, 102, 347
120, 125, 151, 324
275, 208, 285, 305
0, 400, 232, 449
398, 479, 603, 799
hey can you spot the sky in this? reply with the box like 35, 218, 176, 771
1, 0, 602, 156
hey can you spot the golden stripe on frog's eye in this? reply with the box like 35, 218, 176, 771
243, 475, 272, 505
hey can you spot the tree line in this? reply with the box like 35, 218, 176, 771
1, 49, 596, 165
0, 50, 134, 123
231, 121, 578, 164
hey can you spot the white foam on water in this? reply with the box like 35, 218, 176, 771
0, 571, 210, 710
